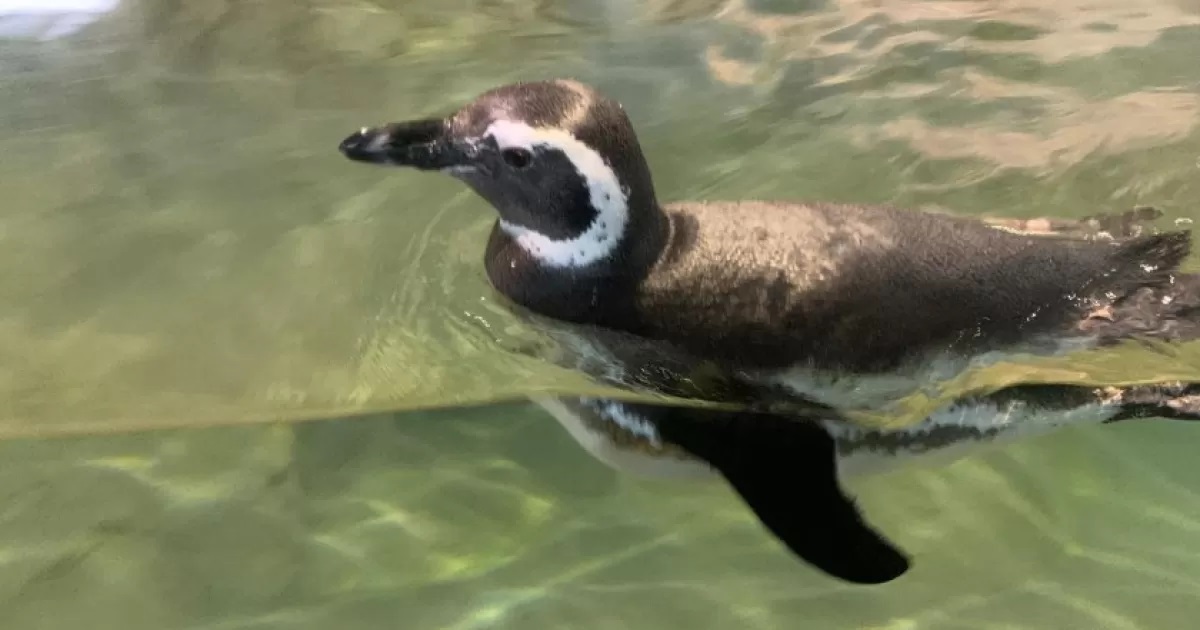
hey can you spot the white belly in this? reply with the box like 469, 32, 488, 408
531, 397, 716, 479
529, 330, 1108, 481
532, 395, 1119, 481
824, 399, 1118, 478
746, 337, 1097, 412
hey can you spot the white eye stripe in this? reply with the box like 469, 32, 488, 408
485, 120, 628, 268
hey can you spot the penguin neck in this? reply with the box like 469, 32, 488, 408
484, 198, 669, 325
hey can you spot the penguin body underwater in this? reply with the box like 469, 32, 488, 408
338, 79, 1200, 585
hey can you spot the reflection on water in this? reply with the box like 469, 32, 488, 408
2, 0, 1200, 627
0, 0, 119, 41
2, 407, 1199, 628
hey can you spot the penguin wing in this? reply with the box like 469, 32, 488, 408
634, 201, 1192, 371
637, 400, 911, 584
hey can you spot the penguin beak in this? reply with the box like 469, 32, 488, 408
338, 119, 476, 170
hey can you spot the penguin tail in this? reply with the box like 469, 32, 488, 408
1107, 230, 1192, 287
1080, 230, 1200, 343
1091, 272, 1200, 344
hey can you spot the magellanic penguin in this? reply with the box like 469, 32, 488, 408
338, 79, 1200, 586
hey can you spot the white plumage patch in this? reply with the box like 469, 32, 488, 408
530, 325, 1114, 482
579, 397, 662, 447
750, 337, 1097, 411
822, 399, 1119, 478
535, 394, 1118, 483
484, 120, 628, 268
531, 397, 715, 479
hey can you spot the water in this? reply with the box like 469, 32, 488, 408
2, 0, 1200, 627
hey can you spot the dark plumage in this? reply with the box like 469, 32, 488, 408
338, 79, 1200, 586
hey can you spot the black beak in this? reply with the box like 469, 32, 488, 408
338, 118, 474, 170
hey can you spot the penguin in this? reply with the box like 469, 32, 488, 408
337, 79, 1200, 585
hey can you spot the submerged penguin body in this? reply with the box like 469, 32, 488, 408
338, 79, 1200, 585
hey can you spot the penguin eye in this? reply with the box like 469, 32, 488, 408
501, 147, 533, 169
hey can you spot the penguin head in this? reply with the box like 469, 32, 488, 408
339, 80, 660, 270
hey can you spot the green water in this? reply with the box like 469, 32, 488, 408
3, 0, 1200, 627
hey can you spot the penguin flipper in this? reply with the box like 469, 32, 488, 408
653, 408, 910, 585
